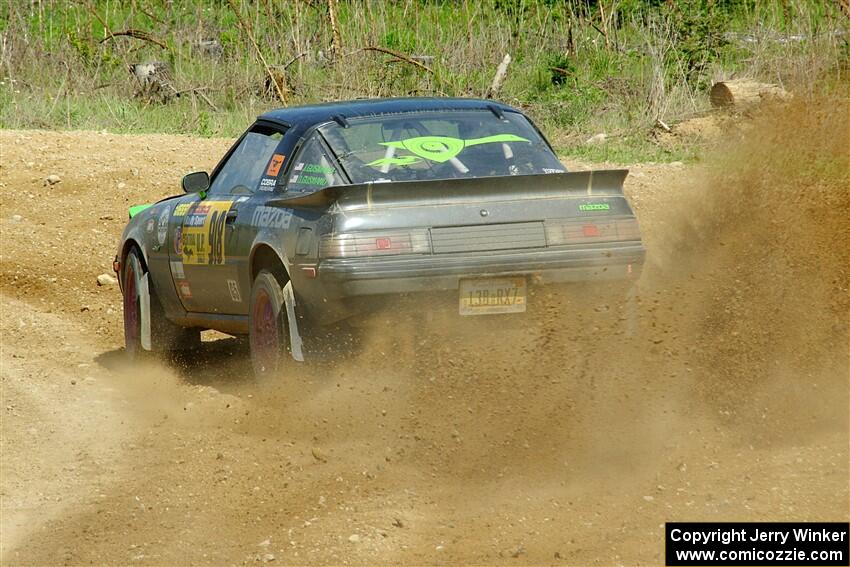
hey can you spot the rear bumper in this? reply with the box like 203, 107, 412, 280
317, 242, 645, 296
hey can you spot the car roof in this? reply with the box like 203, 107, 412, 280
258, 97, 521, 128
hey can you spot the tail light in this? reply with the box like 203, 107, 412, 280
545, 217, 641, 245
320, 230, 431, 258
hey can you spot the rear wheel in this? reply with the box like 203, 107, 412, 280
249, 271, 290, 379
122, 247, 200, 360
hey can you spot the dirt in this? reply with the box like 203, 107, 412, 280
1, 99, 848, 566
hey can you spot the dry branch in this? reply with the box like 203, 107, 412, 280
350, 46, 434, 74
100, 29, 168, 50
82, 0, 112, 39
550, 66, 573, 77
327, 0, 342, 61
135, 1, 165, 25
836, 0, 850, 21
174, 87, 219, 111
226, 0, 287, 105
282, 52, 308, 70
485, 53, 511, 99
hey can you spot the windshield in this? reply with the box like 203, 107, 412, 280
318, 110, 565, 184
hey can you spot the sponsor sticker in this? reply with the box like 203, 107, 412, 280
173, 203, 191, 217
181, 200, 233, 266
184, 214, 206, 227
145, 218, 155, 233
177, 280, 192, 299
157, 207, 170, 245
173, 226, 183, 255
259, 178, 277, 192
579, 202, 610, 212
266, 153, 286, 176
169, 261, 185, 280
251, 206, 292, 230
227, 279, 242, 303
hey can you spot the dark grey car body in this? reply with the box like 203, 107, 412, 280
115, 98, 644, 359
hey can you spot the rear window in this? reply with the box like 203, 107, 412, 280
318, 110, 565, 184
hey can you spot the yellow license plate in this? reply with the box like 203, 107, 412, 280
459, 277, 527, 316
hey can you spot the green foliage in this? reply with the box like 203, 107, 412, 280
66, 29, 95, 65
668, 0, 729, 87
1, 0, 845, 162
546, 53, 575, 87
382, 29, 417, 52
561, 137, 696, 165
197, 110, 213, 137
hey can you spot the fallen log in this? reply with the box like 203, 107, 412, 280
709, 79, 789, 108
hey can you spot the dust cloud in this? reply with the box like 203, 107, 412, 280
1, 97, 846, 564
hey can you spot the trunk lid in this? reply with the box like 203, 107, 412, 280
266, 170, 635, 235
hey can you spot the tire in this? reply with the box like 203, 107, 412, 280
249, 270, 290, 379
122, 249, 145, 359
122, 247, 200, 360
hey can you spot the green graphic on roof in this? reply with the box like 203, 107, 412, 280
367, 134, 530, 167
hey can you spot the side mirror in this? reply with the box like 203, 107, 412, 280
182, 171, 210, 194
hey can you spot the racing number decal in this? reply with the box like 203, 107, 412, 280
207, 209, 227, 265
181, 201, 233, 266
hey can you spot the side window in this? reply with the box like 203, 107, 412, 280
208, 128, 285, 195
285, 134, 345, 194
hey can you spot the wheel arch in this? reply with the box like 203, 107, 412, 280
122, 238, 147, 268
247, 242, 303, 362
249, 243, 290, 287
119, 238, 148, 292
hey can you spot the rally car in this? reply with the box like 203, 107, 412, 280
115, 97, 644, 376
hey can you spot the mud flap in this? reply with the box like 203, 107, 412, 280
282, 281, 304, 362
139, 272, 152, 351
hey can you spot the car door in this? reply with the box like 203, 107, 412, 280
224, 131, 347, 317
169, 124, 287, 315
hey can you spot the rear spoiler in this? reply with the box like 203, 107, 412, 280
265, 170, 628, 211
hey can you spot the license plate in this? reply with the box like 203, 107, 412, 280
459, 277, 527, 316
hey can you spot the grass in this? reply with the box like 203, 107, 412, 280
0, 0, 847, 163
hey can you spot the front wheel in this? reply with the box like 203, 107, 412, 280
122, 247, 200, 360
249, 271, 290, 379
122, 249, 145, 359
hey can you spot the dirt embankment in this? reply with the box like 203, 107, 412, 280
0, 98, 847, 566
